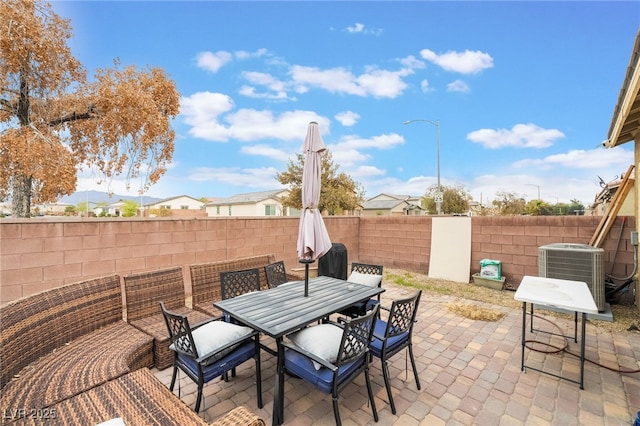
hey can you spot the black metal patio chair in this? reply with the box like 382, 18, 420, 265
281, 306, 380, 426
264, 261, 288, 288
369, 290, 422, 414
339, 262, 384, 318
160, 301, 263, 413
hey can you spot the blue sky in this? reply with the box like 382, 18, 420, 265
53, 1, 639, 206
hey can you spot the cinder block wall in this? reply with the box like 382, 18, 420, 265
469, 215, 636, 288
0, 215, 635, 305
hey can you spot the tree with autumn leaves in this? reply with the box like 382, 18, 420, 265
0, 0, 180, 217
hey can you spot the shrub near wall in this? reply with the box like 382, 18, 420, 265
0, 215, 634, 305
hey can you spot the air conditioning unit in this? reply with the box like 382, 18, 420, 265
538, 243, 606, 312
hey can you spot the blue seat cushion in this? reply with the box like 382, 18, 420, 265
176, 340, 255, 383
370, 320, 409, 358
284, 349, 362, 394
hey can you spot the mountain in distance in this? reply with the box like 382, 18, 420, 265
57, 190, 162, 206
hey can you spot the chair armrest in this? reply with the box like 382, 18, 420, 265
281, 341, 338, 372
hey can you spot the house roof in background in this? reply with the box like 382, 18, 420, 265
606, 29, 640, 147
362, 199, 411, 210
206, 189, 287, 206
147, 194, 204, 205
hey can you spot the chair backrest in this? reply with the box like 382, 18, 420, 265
336, 305, 379, 366
384, 290, 422, 339
220, 268, 261, 300
160, 302, 198, 359
124, 266, 186, 321
189, 254, 275, 305
351, 262, 383, 276
265, 261, 288, 288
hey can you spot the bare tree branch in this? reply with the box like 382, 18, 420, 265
0, 97, 17, 111
48, 104, 97, 126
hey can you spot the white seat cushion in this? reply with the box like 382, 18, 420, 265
287, 324, 343, 370
171, 320, 253, 364
348, 271, 382, 287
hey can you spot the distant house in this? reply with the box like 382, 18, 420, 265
205, 189, 290, 217
106, 201, 125, 217
145, 195, 206, 218
36, 202, 73, 215
591, 174, 634, 216
361, 194, 424, 216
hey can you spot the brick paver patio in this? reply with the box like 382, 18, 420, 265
153, 282, 640, 425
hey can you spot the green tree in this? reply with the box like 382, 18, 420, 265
524, 199, 554, 216
276, 151, 364, 215
493, 191, 526, 215
422, 184, 472, 215
121, 200, 139, 217
0, 0, 180, 217
567, 199, 586, 215
76, 201, 90, 216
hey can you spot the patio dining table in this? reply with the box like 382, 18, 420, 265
214, 275, 385, 426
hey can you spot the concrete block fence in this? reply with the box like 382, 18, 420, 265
0, 215, 635, 306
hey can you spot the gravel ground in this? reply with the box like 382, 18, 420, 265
384, 268, 640, 334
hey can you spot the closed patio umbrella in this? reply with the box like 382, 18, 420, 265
297, 121, 332, 296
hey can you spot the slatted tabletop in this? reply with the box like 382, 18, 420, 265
214, 275, 384, 338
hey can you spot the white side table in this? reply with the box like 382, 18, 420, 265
514, 275, 599, 389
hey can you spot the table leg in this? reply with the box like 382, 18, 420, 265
273, 337, 285, 425
580, 312, 586, 389
574, 311, 578, 343
530, 303, 534, 333
521, 302, 526, 371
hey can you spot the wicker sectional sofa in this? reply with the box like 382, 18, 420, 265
0, 272, 265, 425
0, 274, 154, 419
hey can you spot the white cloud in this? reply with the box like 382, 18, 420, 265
234, 48, 268, 60
512, 147, 633, 170
399, 55, 426, 69
225, 110, 329, 141
352, 165, 386, 177
330, 133, 404, 168
242, 71, 288, 92
238, 85, 292, 101
345, 22, 383, 36
332, 133, 405, 151
331, 148, 370, 167
196, 51, 233, 73
357, 67, 413, 98
467, 123, 565, 149
361, 175, 432, 199
335, 111, 360, 126
180, 94, 330, 143
420, 49, 494, 74
447, 80, 470, 93
241, 144, 291, 162
421, 79, 432, 92
290, 65, 410, 98
189, 166, 283, 189
467, 173, 604, 206
180, 92, 235, 141
346, 22, 365, 33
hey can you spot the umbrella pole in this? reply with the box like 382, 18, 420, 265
299, 259, 314, 297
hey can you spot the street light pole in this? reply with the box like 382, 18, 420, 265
404, 119, 441, 214
525, 183, 541, 200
